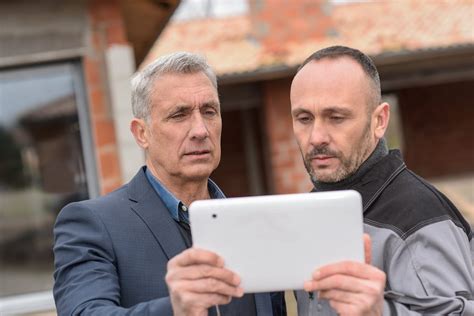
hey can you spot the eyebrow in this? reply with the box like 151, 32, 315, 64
322, 106, 353, 116
201, 101, 220, 109
167, 105, 193, 115
166, 101, 220, 116
291, 106, 353, 117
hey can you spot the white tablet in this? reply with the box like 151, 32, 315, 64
189, 190, 363, 293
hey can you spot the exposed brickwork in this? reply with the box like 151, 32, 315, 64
212, 110, 250, 197
212, 108, 269, 197
249, 0, 333, 56
262, 78, 313, 194
397, 80, 474, 178
261, 78, 474, 193
149, 1, 473, 76
84, 0, 130, 194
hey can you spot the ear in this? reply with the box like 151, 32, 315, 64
372, 102, 390, 139
130, 118, 149, 150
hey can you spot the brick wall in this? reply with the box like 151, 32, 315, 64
249, 0, 333, 56
261, 78, 474, 193
84, 0, 129, 194
249, 0, 335, 56
212, 108, 269, 197
397, 80, 474, 178
212, 110, 251, 197
262, 78, 313, 194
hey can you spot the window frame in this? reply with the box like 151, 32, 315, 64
0, 58, 99, 314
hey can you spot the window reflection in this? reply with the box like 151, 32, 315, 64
0, 63, 89, 297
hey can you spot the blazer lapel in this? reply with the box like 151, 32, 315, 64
127, 168, 274, 316
127, 167, 187, 260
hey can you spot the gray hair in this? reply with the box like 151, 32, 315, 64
131, 52, 218, 121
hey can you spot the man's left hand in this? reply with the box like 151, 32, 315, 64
303, 234, 386, 316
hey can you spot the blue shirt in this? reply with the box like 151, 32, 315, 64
145, 167, 286, 316
145, 167, 225, 223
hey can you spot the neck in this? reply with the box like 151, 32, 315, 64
313, 138, 389, 191
146, 164, 210, 206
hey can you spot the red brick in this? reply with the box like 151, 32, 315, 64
84, 57, 103, 90
98, 147, 121, 181
398, 81, 474, 178
88, 88, 109, 118
89, 30, 105, 52
250, 0, 333, 52
94, 119, 117, 147
105, 22, 128, 46
102, 177, 122, 194
88, 0, 123, 25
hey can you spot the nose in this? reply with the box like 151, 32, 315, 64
309, 122, 330, 148
189, 113, 209, 140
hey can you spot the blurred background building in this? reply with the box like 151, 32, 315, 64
0, 0, 473, 314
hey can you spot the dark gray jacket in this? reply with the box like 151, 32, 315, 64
297, 150, 473, 315
53, 168, 273, 315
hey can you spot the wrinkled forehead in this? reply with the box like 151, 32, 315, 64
150, 72, 220, 111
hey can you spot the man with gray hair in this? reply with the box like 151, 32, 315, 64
53, 52, 276, 315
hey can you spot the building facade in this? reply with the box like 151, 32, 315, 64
0, 0, 178, 313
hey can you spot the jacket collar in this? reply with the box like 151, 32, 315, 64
127, 166, 187, 260
312, 150, 406, 213
351, 150, 406, 213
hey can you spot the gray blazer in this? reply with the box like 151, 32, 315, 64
53, 167, 273, 315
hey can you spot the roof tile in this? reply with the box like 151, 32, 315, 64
144, 1, 474, 76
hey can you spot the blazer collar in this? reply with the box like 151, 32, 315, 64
127, 166, 187, 260
128, 167, 276, 316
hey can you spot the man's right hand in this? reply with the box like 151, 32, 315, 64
166, 248, 244, 316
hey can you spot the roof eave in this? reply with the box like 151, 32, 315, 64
218, 44, 474, 89
119, 0, 180, 66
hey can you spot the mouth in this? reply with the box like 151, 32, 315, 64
309, 155, 337, 168
184, 150, 211, 157
311, 155, 334, 161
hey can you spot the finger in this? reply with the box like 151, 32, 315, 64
327, 300, 357, 315
318, 289, 356, 304
179, 291, 233, 310
166, 264, 240, 286
168, 248, 224, 268
312, 261, 384, 281
310, 274, 378, 293
173, 279, 244, 297
364, 233, 372, 264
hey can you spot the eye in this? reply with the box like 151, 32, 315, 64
170, 112, 186, 120
202, 107, 218, 117
296, 114, 313, 124
330, 116, 345, 123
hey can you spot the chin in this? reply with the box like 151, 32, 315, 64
185, 166, 215, 181
313, 170, 339, 183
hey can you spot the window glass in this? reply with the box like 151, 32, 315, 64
0, 63, 89, 297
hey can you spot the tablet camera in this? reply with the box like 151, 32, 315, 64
212, 213, 217, 219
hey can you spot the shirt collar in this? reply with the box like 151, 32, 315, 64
145, 167, 225, 222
